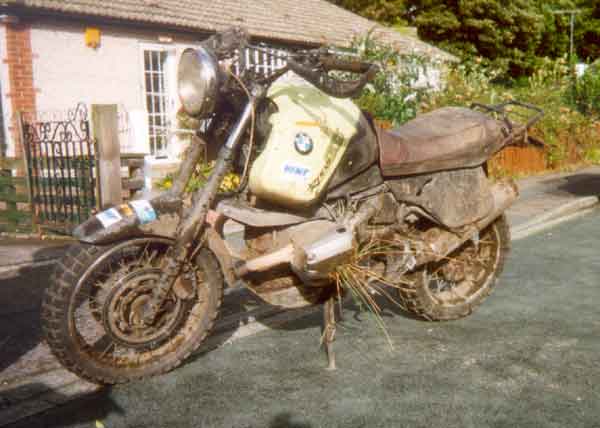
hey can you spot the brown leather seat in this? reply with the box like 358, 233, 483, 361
378, 107, 506, 177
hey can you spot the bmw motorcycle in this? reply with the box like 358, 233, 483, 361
41, 28, 542, 383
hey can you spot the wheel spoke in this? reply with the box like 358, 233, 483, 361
42, 238, 222, 383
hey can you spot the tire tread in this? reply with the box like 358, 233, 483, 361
41, 242, 224, 384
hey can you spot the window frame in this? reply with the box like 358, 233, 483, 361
139, 43, 176, 157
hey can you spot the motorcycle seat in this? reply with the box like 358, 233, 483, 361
377, 107, 505, 177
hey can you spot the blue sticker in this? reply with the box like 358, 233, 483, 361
96, 208, 122, 228
129, 200, 157, 225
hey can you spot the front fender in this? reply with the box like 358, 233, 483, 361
73, 194, 236, 287
73, 194, 182, 245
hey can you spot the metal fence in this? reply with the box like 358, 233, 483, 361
21, 103, 98, 232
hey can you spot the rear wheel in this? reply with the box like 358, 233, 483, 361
397, 215, 510, 321
41, 238, 223, 384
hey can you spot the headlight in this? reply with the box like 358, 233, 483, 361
178, 47, 220, 118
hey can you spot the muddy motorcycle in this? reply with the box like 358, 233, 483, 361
41, 29, 543, 384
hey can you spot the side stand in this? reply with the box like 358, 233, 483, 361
322, 297, 337, 370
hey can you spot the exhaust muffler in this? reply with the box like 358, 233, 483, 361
234, 226, 354, 281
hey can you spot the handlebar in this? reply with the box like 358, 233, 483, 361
286, 54, 379, 99
208, 30, 379, 99
317, 55, 376, 74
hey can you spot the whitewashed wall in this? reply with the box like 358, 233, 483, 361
31, 22, 142, 115
27, 21, 202, 157
0, 24, 14, 157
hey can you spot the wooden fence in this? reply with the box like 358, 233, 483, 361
488, 145, 548, 176
0, 155, 144, 234
0, 157, 32, 233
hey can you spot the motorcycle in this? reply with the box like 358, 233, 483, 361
41, 28, 543, 384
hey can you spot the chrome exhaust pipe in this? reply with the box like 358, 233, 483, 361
233, 227, 355, 280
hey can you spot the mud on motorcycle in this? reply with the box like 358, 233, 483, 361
41, 28, 543, 383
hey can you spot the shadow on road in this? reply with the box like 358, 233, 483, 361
554, 173, 600, 197
186, 290, 420, 370
269, 413, 312, 428
0, 262, 54, 377
2, 384, 120, 428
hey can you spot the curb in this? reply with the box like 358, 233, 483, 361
511, 196, 599, 241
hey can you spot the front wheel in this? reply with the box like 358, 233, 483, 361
397, 215, 510, 321
41, 237, 223, 384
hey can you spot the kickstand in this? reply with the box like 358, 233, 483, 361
322, 297, 337, 370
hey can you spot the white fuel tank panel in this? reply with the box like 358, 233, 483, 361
249, 84, 362, 208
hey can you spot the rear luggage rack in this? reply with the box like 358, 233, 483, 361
471, 101, 544, 147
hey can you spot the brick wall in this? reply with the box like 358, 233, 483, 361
4, 21, 37, 156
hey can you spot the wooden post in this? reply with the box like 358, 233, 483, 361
17, 111, 37, 232
92, 104, 122, 208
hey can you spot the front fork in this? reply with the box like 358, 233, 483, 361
145, 96, 257, 321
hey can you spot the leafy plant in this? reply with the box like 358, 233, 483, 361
156, 110, 240, 193
352, 32, 439, 126
568, 61, 600, 117
156, 161, 240, 194
331, 0, 600, 77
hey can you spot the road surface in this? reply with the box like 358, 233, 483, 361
5, 210, 600, 428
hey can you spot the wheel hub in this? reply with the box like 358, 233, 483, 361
102, 268, 187, 349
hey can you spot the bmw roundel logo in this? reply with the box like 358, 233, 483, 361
294, 132, 314, 155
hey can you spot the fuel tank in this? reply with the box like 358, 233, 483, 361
249, 83, 365, 208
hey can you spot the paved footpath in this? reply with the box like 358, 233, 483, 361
1, 165, 600, 426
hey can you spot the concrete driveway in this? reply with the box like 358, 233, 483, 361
5, 209, 600, 428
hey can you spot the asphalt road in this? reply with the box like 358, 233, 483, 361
6, 211, 600, 428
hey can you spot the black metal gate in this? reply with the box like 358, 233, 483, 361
22, 104, 98, 232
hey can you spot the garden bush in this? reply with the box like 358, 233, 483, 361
569, 61, 600, 118
351, 33, 439, 126
353, 35, 600, 172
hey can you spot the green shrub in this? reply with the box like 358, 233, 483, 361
351, 32, 437, 126
424, 55, 600, 169
569, 62, 600, 117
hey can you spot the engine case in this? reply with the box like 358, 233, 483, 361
249, 84, 363, 208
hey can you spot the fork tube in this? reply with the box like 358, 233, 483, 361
168, 135, 206, 197
151, 99, 256, 308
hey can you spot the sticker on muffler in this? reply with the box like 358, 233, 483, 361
96, 208, 122, 228
130, 199, 157, 225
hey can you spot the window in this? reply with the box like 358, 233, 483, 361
139, 44, 287, 157
143, 49, 170, 155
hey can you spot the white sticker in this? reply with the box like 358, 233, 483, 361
96, 208, 122, 228
129, 199, 157, 225
281, 163, 311, 182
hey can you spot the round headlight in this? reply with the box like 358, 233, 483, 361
178, 47, 220, 118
